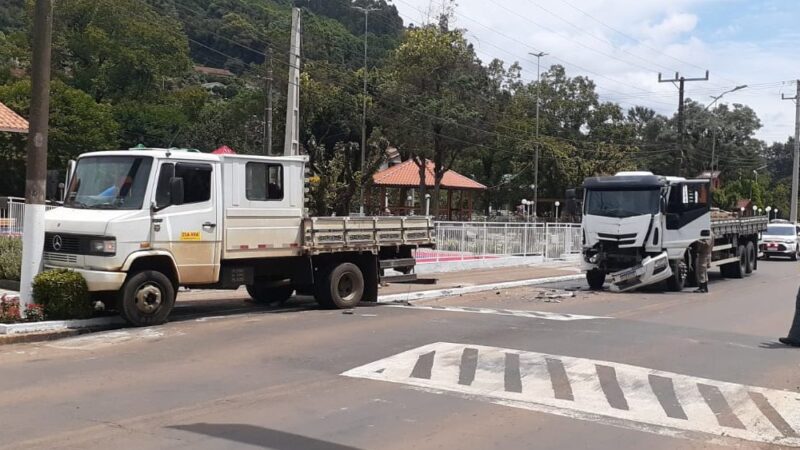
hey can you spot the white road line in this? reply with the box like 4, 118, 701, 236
342, 342, 800, 448
382, 304, 609, 321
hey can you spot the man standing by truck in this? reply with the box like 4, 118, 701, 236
694, 233, 714, 293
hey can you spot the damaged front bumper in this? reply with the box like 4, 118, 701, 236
608, 251, 672, 292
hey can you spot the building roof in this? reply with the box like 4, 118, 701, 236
0, 101, 28, 133
372, 159, 486, 190
698, 170, 721, 179
194, 65, 235, 77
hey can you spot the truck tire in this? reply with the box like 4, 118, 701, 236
586, 269, 605, 290
725, 245, 746, 279
666, 259, 687, 292
118, 270, 176, 326
315, 262, 365, 309
246, 283, 294, 304
745, 242, 756, 274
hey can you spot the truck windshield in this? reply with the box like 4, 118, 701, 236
64, 156, 153, 210
585, 189, 660, 218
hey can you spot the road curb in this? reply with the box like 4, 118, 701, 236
377, 274, 585, 303
0, 316, 125, 336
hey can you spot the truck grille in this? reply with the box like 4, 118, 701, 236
598, 233, 637, 241
43, 252, 78, 264
44, 233, 82, 253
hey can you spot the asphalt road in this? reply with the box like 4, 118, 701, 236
1, 260, 799, 450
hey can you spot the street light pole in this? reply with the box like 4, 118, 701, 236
354, 5, 379, 216
706, 85, 747, 174
529, 51, 547, 220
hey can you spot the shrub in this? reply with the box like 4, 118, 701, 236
32, 269, 93, 320
0, 295, 21, 323
0, 236, 22, 281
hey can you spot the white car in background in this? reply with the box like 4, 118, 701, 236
759, 221, 800, 260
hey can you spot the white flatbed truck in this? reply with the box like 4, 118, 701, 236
44, 148, 434, 325
580, 172, 768, 292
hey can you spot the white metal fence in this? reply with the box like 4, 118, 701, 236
0, 197, 59, 236
414, 221, 581, 266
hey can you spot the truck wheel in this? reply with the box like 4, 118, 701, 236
315, 262, 365, 309
666, 259, 687, 292
745, 242, 756, 274
727, 245, 746, 279
246, 283, 294, 304
118, 270, 176, 326
586, 269, 605, 290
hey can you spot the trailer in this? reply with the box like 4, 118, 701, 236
581, 172, 768, 292
43, 148, 435, 326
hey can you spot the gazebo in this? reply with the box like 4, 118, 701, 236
369, 159, 486, 220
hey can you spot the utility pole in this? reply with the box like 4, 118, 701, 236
263, 47, 273, 156
353, 5, 379, 216
19, 0, 53, 309
782, 80, 800, 223
658, 71, 709, 174
283, 7, 301, 157
529, 51, 547, 220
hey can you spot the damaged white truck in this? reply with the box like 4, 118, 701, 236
580, 172, 767, 292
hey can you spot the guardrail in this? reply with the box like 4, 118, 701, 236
413, 221, 581, 265
0, 197, 59, 236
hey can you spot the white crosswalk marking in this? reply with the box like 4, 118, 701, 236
342, 342, 800, 447
383, 304, 609, 321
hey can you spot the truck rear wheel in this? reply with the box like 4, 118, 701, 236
722, 245, 746, 279
586, 269, 605, 290
118, 270, 176, 326
246, 283, 294, 305
315, 262, 365, 309
745, 242, 756, 274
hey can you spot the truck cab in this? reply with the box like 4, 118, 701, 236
581, 172, 711, 292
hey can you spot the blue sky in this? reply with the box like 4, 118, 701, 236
392, 0, 800, 144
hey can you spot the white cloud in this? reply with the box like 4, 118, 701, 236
390, 0, 799, 144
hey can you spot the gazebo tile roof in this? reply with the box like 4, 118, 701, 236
372, 159, 486, 190
0, 102, 27, 133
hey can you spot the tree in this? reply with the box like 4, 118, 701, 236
0, 79, 119, 195
380, 24, 485, 215
52, 0, 191, 102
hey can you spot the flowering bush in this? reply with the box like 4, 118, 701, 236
0, 295, 47, 323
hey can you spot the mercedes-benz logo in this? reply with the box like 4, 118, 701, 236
52, 235, 63, 252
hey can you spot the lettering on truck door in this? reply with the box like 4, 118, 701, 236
152, 161, 222, 284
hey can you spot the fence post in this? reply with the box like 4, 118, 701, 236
482, 222, 487, 257
522, 223, 528, 257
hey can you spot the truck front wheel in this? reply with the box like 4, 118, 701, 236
586, 269, 605, 290
666, 259, 687, 292
315, 262, 365, 309
118, 270, 176, 326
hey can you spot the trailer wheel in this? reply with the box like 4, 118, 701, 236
118, 270, 175, 326
666, 259, 687, 292
246, 283, 294, 304
745, 242, 756, 274
586, 269, 605, 290
315, 262, 365, 309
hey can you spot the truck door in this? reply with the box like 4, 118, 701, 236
663, 180, 711, 251
151, 161, 222, 284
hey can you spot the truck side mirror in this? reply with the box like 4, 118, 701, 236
170, 177, 185, 206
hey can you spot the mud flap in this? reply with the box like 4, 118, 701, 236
609, 252, 672, 292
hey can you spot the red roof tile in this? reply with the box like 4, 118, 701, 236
0, 101, 27, 133
372, 159, 486, 190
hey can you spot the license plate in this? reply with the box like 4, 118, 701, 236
613, 268, 638, 282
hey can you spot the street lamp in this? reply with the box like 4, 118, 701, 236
705, 85, 748, 173
529, 51, 548, 220
752, 205, 758, 217
775, 208, 780, 219
766, 206, 772, 220
521, 199, 529, 222
554, 201, 561, 223
740, 206, 745, 217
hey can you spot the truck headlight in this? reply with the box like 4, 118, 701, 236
653, 257, 668, 270
89, 239, 116, 256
